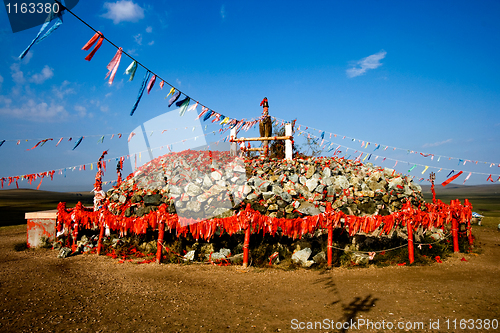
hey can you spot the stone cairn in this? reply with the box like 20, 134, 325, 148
56, 148, 472, 267
105, 149, 425, 234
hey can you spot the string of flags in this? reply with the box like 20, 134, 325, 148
0, 130, 230, 190
290, 122, 500, 184
272, 116, 500, 172
17, 2, 264, 132
0, 117, 262, 150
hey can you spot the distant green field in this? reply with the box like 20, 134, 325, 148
0, 189, 93, 227
421, 184, 500, 217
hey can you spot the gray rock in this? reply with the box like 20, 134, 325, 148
323, 167, 331, 178
203, 174, 213, 188
296, 201, 321, 216
169, 185, 182, 195
305, 166, 316, 179
306, 178, 319, 192
292, 248, 314, 267
262, 191, 274, 200
388, 177, 403, 190
184, 183, 202, 197
268, 204, 278, 211
186, 201, 201, 212
118, 195, 127, 204
57, 247, 72, 258
313, 251, 326, 264
276, 200, 287, 208
295, 184, 313, 200
246, 193, 258, 201
144, 194, 161, 206
333, 175, 349, 189
211, 170, 222, 181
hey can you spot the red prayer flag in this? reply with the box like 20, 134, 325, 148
441, 171, 463, 187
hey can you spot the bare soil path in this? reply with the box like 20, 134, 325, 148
0, 223, 499, 333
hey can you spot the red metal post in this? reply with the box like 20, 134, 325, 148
242, 226, 251, 268
452, 217, 459, 253
407, 221, 414, 264
156, 220, 165, 264
327, 225, 333, 268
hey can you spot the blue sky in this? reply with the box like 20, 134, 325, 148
0, 0, 499, 191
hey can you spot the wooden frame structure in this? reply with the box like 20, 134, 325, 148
229, 123, 294, 160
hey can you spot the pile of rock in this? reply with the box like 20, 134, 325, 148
105, 150, 424, 222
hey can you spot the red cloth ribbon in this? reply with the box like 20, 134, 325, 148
442, 171, 463, 187
27, 138, 53, 151
83, 32, 104, 61
105, 47, 123, 85
147, 75, 156, 94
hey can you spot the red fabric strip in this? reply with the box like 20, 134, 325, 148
84, 34, 104, 61
442, 171, 463, 187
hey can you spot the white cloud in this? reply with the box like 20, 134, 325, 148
52, 80, 75, 99
148, 40, 154, 46
10, 63, 25, 84
220, 5, 226, 19
0, 95, 12, 105
102, 0, 145, 24
74, 105, 87, 117
0, 74, 3, 88
134, 33, 142, 45
176, 78, 181, 86
100, 105, 109, 112
126, 49, 138, 56
0, 97, 68, 121
146, 26, 152, 33
422, 139, 452, 148
346, 50, 387, 78
29, 65, 54, 84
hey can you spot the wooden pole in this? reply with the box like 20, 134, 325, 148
230, 136, 292, 142
245, 147, 265, 151
156, 220, 165, 264
230, 127, 237, 156
467, 218, 473, 247
96, 218, 105, 255
465, 199, 473, 247
71, 222, 79, 252
242, 226, 251, 268
407, 221, 414, 264
285, 123, 293, 160
430, 172, 436, 204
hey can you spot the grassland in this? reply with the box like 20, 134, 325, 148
421, 184, 500, 217
0, 189, 93, 227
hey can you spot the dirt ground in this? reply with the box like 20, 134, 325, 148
0, 222, 499, 333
